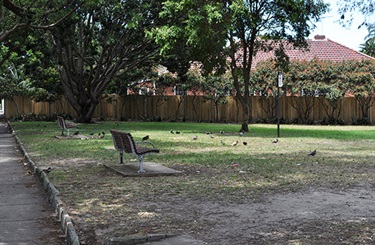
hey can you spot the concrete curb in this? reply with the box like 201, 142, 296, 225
12, 124, 80, 245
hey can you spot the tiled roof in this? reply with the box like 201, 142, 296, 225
252, 35, 375, 68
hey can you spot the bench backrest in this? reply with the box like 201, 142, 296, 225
110, 130, 134, 154
57, 116, 66, 129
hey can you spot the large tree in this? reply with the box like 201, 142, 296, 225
152, 0, 328, 131
52, 0, 162, 122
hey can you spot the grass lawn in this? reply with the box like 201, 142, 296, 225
10, 120, 375, 244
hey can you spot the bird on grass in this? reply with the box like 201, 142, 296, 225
193, 135, 198, 140
272, 138, 278, 143
142, 135, 149, 141
220, 130, 225, 134
243, 141, 247, 146
232, 140, 238, 146
43, 167, 52, 173
210, 135, 215, 139
308, 150, 317, 156
170, 130, 174, 134
176, 131, 180, 134
239, 130, 244, 136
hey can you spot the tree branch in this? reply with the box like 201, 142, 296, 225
0, 22, 28, 43
3, 0, 26, 17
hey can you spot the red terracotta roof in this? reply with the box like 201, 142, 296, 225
252, 35, 375, 68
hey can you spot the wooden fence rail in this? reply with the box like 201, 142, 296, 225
4, 95, 375, 124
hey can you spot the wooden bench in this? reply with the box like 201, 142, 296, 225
57, 116, 77, 137
110, 129, 160, 173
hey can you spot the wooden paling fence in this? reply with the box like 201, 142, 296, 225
4, 95, 375, 124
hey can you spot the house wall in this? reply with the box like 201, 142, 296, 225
4, 95, 374, 124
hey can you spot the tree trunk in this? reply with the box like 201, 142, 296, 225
240, 98, 249, 132
63, 90, 99, 123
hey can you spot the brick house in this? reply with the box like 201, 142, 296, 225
128, 35, 375, 96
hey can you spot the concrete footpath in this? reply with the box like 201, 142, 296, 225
0, 121, 65, 244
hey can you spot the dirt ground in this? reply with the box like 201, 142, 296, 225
45, 160, 375, 244
120, 182, 373, 245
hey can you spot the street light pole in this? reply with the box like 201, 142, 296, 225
277, 72, 283, 138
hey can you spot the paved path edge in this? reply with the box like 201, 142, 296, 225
10, 121, 80, 245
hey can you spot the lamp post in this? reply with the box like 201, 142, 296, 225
277, 72, 283, 138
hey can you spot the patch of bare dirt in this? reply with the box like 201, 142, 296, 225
50, 163, 375, 244
131, 183, 375, 244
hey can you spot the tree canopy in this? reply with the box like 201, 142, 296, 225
152, 0, 328, 131
0, 0, 79, 66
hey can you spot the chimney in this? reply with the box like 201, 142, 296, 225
314, 35, 326, 40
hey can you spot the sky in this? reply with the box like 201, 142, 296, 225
308, 0, 369, 51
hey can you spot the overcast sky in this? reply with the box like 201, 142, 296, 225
308, 0, 369, 51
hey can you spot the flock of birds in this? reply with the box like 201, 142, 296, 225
72, 131, 106, 139
71, 128, 317, 156
169, 128, 317, 156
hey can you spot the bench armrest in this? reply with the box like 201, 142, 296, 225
135, 141, 156, 149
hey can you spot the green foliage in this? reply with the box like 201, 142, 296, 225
23, 36, 63, 102
344, 60, 375, 118
152, 0, 328, 131
251, 59, 375, 123
0, 0, 78, 65
251, 61, 279, 97
0, 62, 28, 100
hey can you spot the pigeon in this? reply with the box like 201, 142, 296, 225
205, 131, 212, 135
220, 130, 225, 134
142, 135, 149, 141
272, 138, 278, 143
308, 150, 317, 156
232, 140, 238, 146
193, 135, 198, 140
243, 141, 247, 146
73, 131, 79, 136
170, 130, 174, 134
239, 131, 244, 136
43, 167, 52, 173
210, 135, 215, 138
176, 131, 180, 134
